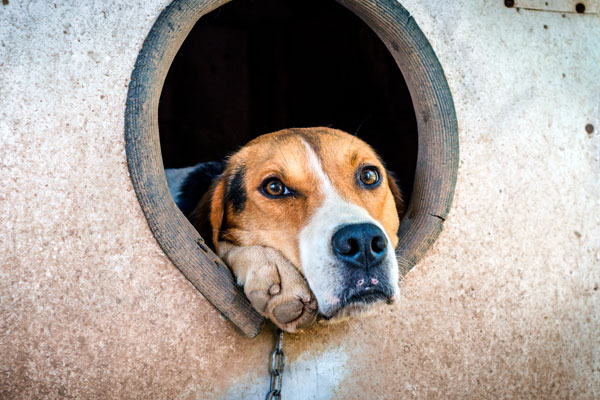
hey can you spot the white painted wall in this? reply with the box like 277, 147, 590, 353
1, 0, 598, 398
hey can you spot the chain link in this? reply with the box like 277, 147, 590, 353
265, 329, 284, 400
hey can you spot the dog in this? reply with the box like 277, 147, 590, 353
166, 127, 405, 332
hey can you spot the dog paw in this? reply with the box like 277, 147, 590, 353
241, 247, 318, 332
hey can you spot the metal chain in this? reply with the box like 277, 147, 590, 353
265, 328, 285, 400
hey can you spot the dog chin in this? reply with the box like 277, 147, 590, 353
317, 295, 395, 325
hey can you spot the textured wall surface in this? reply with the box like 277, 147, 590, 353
1, 0, 599, 399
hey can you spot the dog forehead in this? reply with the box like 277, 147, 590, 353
235, 128, 378, 176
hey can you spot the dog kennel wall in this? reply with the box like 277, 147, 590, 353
1, 0, 599, 398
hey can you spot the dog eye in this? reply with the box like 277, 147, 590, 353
359, 166, 381, 187
261, 178, 290, 198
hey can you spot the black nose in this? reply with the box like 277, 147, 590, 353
331, 223, 388, 269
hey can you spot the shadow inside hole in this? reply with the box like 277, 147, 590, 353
159, 0, 418, 201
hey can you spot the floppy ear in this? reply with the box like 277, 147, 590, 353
189, 177, 226, 252
386, 170, 406, 220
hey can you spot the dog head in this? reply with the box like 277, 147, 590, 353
191, 127, 404, 321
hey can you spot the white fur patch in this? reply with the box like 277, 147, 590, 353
298, 141, 398, 317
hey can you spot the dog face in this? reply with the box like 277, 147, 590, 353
192, 127, 404, 321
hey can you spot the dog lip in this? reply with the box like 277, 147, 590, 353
320, 287, 392, 318
344, 289, 387, 305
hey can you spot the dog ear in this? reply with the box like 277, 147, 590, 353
386, 170, 406, 220
177, 161, 225, 217
189, 177, 226, 252
188, 165, 246, 253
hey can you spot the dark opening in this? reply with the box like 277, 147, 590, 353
159, 0, 418, 200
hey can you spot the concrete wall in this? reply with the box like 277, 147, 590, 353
1, 0, 599, 398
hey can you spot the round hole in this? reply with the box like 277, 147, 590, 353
125, 0, 459, 336
159, 0, 418, 203
575, 2, 586, 13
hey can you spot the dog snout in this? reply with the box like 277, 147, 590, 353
331, 223, 388, 269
